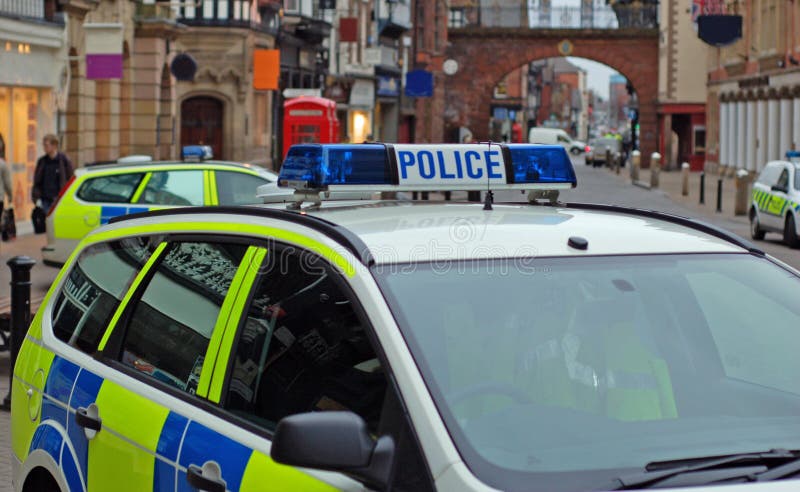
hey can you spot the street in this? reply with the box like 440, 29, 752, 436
0, 160, 799, 491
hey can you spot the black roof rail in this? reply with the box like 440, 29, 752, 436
107, 206, 374, 266
563, 202, 765, 255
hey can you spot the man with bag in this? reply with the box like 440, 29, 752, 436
32, 134, 74, 213
0, 133, 15, 241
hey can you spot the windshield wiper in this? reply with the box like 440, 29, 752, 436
609, 449, 799, 490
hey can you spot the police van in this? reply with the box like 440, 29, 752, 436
750, 152, 800, 247
12, 143, 800, 492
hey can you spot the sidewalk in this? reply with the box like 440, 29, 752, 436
613, 163, 752, 226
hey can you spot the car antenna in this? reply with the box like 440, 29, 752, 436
480, 140, 494, 211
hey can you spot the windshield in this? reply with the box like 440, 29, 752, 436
376, 254, 800, 491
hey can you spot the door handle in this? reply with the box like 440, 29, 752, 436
75, 406, 102, 431
186, 463, 226, 492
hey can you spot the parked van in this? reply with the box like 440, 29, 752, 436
528, 127, 586, 155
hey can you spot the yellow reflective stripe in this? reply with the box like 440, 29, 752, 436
97, 242, 169, 352
86, 221, 356, 277
131, 173, 152, 203
89, 379, 170, 491
198, 246, 262, 401
240, 450, 338, 491
207, 247, 267, 402
206, 170, 218, 205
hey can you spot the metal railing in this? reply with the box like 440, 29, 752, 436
450, 4, 658, 30
0, 0, 57, 23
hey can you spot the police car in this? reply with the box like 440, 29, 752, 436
41, 147, 280, 266
12, 143, 800, 492
750, 152, 800, 247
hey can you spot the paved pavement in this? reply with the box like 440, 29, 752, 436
0, 159, 798, 491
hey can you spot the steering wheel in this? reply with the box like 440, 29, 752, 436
448, 382, 532, 406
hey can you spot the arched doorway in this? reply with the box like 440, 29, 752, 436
181, 96, 223, 159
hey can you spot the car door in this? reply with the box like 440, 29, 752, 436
196, 240, 435, 492
36, 236, 161, 492
59, 171, 149, 240
84, 237, 257, 491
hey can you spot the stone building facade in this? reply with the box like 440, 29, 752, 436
706, 0, 800, 174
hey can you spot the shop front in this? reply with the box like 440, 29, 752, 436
0, 17, 65, 221
348, 79, 375, 143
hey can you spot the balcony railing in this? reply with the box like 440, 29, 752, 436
450, 4, 658, 30
0, 0, 63, 24
174, 0, 280, 34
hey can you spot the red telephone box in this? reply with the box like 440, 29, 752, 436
283, 96, 340, 158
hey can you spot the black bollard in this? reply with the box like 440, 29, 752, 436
716, 178, 723, 213
1, 256, 36, 411
699, 172, 705, 204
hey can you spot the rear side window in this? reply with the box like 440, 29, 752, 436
136, 170, 204, 206
119, 241, 248, 394
52, 237, 158, 353
795, 166, 800, 190
216, 171, 270, 205
76, 173, 144, 203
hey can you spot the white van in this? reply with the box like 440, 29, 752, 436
528, 127, 586, 155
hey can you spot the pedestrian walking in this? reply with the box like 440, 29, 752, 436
32, 134, 73, 212
0, 134, 15, 240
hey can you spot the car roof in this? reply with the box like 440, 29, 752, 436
76, 159, 277, 179
105, 201, 753, 264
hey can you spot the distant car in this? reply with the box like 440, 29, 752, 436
586, 137, 623, 167
41, 154, 278, 266
528, 127, 586, 155
750, 159, 800, 247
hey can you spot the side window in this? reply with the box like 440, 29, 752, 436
52, 237, 158, 353
776, 169, 790, 190
119, 241, 248, 394
76, 173, 144, 203
136, 170, 204, 206
795, 166, 800, 190
224, 246, 387, 432
216, 171, 270, 205
557, 135, 570, 143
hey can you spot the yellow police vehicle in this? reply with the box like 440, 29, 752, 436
41, 146, 280, 266
750, 152, 800, 247
12, 143, 800, 492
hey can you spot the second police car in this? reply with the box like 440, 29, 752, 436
11, 142, 800, 492
750, 151, 800, 247
40, 146, 282, 266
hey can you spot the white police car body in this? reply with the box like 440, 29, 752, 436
750, 156, 800, 247
12, 142, 800, 492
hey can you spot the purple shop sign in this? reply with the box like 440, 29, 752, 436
86, 54, 123, 80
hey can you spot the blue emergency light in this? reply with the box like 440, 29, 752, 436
278, 143, 576, 192
182, 145, 213, 161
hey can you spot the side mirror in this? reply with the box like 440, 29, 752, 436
271, 411, 395, 490
771, 184, 788, 193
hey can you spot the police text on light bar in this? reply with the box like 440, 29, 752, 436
278, 143, 577, 192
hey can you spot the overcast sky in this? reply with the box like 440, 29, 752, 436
566, 57, 622, 100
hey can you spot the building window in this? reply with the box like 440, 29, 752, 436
448, 8, 465, 28
693, 125, 706, 154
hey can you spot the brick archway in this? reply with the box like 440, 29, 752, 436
444, 29, 659, 166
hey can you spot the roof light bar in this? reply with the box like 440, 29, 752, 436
278, 143, 576, 192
